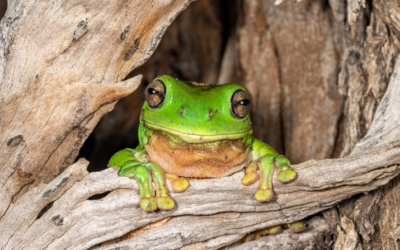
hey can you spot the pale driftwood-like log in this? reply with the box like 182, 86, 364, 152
1, 139, 399, 249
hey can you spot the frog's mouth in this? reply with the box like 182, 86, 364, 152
144, 121, 251, 143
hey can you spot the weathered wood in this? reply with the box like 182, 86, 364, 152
323, 1, 400, 249
333, 216, 362, 250
352, 56, 400, 154
100, 216, 331, 250
339, 0, 400, 157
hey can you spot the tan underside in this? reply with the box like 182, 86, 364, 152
145, 132, 248, 178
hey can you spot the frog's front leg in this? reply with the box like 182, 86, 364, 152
242, 139, 306, 232
242, 139, 297, 201
108, 148, 188, 212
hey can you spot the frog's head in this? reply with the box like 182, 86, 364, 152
141, 75, 253, 143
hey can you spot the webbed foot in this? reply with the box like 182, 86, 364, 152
242, 155, 275, 202
276, 155, 297, 183
242, 154, 297, 203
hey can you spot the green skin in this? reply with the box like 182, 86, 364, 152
109, 75, 304, 231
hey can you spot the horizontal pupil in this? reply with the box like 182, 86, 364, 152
148, 88, 157, 95
239, 99, 249, 106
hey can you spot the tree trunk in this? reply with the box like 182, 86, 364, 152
1, 0, 400, 249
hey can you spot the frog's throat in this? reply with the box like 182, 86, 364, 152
144, 121, 251, 143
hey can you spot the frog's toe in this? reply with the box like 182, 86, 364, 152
242, 161, 260, 186
265, 225, 282, 234
172, 178, 190, 192
140, 197, 157, 212
277, 166, 297, 183
254, 189, 273, 202
243, 225, 283, 244
288, 221, 307, 233
259, 225, 282, 235
166, 174, 190, 192
156, 196, 175, 210
242, 172, 259, 186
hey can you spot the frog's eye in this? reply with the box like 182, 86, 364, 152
231, 90, 251, 119
145, 80, 166, 108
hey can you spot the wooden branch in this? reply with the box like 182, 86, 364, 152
1, 139, 399, 249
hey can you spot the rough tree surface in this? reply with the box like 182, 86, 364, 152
1, 0, 400, 249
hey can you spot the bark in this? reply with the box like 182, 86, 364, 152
338, 0, 400, 158
323, 1, 400, 249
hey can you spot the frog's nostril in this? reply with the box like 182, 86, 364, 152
208, 110, 213, 118
179, 107, 185, 115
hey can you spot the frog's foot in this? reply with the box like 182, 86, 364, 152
254, 189, 273, 202
166, 174, 190, 192
143, 162, 175, 211
242, 161, 260, 186
277, 165, 297, 183
242, 225, 283, 243
242, 160, 273, 202
140, 198, 157, 212
276, 155, 297, 183
258, 225, 283, 236
119, 162, 175, 212
287, 221, 307, 233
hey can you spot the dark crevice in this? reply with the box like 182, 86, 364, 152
273, 40, 285, 156
331, 113, 344, 159
364, 0, 373, 27
36, 201, 54, 220
0, 180, 34, 222
219, 0, 237, 59
321, 0, 330, 12
88, 191, 111, 200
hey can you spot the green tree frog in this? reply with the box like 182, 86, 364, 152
108, 75, 305, 232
